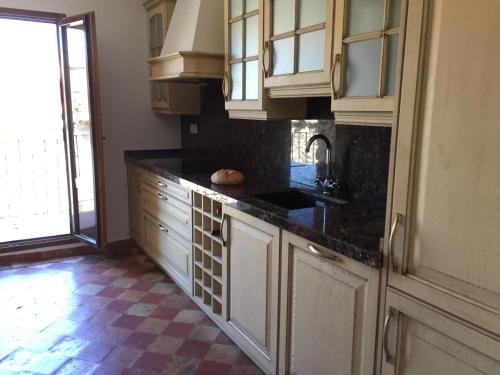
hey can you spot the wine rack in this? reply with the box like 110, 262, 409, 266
192, 191, 224, 316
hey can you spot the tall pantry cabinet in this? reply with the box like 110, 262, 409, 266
382, 0, 500, 373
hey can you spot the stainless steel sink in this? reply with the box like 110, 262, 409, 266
252, 190, 348, 210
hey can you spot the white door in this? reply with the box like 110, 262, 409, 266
388, 0, 500, 335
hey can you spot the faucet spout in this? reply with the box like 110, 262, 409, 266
305, 134, 333, 185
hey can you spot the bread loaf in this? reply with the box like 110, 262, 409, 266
211, 169, 245, 185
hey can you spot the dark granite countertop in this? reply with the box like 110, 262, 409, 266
125, 149, 385, 268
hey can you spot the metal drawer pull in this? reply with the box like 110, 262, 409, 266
157, 181, 167, 188
307, 244, 343, 263
383, 308, 395, 364
157, 193, 168, 201
158, 224, 168, 232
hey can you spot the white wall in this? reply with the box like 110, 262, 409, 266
0, 0, 181, 242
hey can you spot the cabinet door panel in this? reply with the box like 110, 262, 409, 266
389, 0, 500, 331
279, 232, 379, 375
298, 29, 325, 73
298, 0, 326, 28
230, 20, 243, 59
382, 289, 500, 375
347, 0, 385, 36
345, 38, 382, 97
273, 0, 295, 34
245, 60, 259, 100
272, 37, 295, 75
245, 15, 259, 57
224, 206, 280, 374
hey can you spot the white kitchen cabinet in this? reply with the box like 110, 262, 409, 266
127, 165, 142, 247
381, 288, 500, 375
142, 212, 192, 293
387, 0, 500, 337
263, 0, 335, 97
223, 204, 280, 374
223, 0, 306, 119
330, 0, 404, 125
279, 231, 379, 375
143, 0, 200, 114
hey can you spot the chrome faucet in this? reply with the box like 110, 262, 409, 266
305, 134, 340, 195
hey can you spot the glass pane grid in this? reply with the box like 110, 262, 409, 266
271, 0, 327, 76
229, 0, 259, 101
341, 0, 400, 98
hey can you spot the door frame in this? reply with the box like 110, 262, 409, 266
0, 7, 107, 250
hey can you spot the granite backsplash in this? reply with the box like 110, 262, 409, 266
181, 81, 391, 208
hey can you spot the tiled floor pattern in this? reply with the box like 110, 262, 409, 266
0, 251, 264, 374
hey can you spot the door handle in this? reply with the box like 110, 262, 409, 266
388, 213, 404, 273
157, 181, 167, 188
306, 244, 343, 263
221, 214, 227, 247
262, 40, 270, 77
331, 53, 341, 100
222, 71, 230, 101
383, 308, 396, 364
158, 224, 168, 232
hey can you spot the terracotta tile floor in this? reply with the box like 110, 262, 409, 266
0, 251, 263, 374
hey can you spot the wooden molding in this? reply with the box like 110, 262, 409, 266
148, 51, 225, 80
267, 83, 332, 98
334, 111, 394, 127
0, 7, 65, 22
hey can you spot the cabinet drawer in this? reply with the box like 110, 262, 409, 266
142, 170, 191, 205
143, 213, 192, 293
142, 183, 192, 241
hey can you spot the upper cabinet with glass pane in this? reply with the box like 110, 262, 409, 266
223, 0, 306, 120
263, 0, 335, 97
143, 0, 200, 115
330, 0, 405, 126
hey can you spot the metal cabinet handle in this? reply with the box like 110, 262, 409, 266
388, 213, 404, 273
222, 71, 230, 101
331, 53, 341, 100
221, 214, 227, 247
383, 308, 395, 364
158, 224, 168, 232
157, 181, 167, 188
306, 244, 344, 263
157, 193, 168, 201
262, 40, 270, 77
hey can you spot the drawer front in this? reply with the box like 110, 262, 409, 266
143, 213, 192, 293
142, 183, 192, 241
142, 170, 191, 205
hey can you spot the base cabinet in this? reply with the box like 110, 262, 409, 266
279, 231, 379, 375
382, 288, 500, 375
223, 205, 280, 374
143, 212, 192, 293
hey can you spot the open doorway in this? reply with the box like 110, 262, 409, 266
0, 9, 106, 249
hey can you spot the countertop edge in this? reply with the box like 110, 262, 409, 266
126, 155, 383, 269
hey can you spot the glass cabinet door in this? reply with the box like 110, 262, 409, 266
331, 0, 403, 123
263, 0, 334, 96
225, 0, 260, 102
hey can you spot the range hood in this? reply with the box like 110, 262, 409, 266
148, 0, 225, 81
